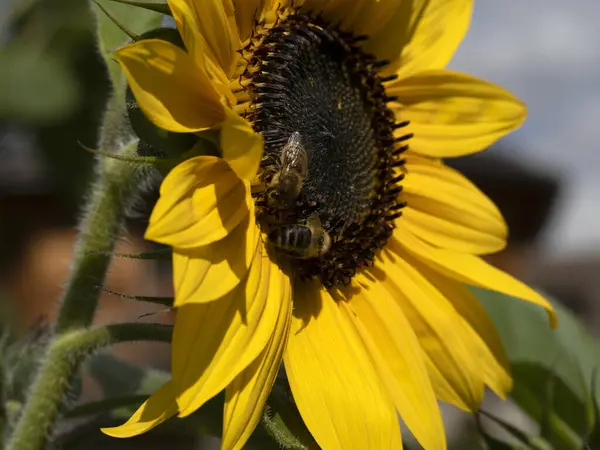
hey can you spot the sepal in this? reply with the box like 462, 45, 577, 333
97, 287, 174, 308
87, 248, 171, 260
93, 0, 141, 41
79, 141, 167, 165
103, 0, 172, 16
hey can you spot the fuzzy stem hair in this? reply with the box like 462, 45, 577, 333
5, 131, 146, 449
5, 323, 172, 450
56, 140, 142, 332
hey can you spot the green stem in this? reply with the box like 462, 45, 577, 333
55, 140, 141, 332
5, 323, 172, 450
5, 133, 150, 450
258, 384, 318, 450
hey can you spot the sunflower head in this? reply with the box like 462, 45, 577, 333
102, 1, 558, 449
238, 11, 410, 286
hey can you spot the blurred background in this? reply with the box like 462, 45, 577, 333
0, 0, 598, 448
450, 0, 600, 333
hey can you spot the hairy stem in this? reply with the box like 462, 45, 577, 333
5, 133, 147, 450
5, 323, 171, 450
55, 140, 140, 332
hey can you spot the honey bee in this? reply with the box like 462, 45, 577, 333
268, 131, 308, 209
268, 216, 331, 259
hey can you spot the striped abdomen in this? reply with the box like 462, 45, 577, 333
268, 224, 313, 252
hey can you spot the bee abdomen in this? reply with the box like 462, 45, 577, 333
268, 225, 312, 251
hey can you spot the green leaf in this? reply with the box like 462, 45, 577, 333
584, 373, 600, 448
480, 434, 520, 450
479, 410, 553, 450
511, 362, 590, 448
86, 353, 169, 399
476, 288, 600, 448
63, 395, 149, 418
104, 0, 172, 16
479, 409, 537, 448
475, 412, 520, 449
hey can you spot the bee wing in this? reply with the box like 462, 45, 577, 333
287, 131, 302, 146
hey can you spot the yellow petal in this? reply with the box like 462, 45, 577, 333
145, 156, 251, 249
402, 158, 507, 254
305, 0, 403, 38
233, 0, 267, 41
394, 223, 557, 327
284, 280, 403, 450
168, 0, 201, 64
338, 277, 446, 450
366, 0, 473, 78
410, 260, 512, 398
299, 0, 363, 30
222, 277, 292, 450
301, 0, 404, 38
116, 39, 223, 133
167, 0, 237, 104
169, 0, 237, 104
403, 152, 464, 184
374, 247, 485, 411
388, 70, 527, 157
355, 0, 406, 37
101, 381, 177, 438
170, 0, 239, 77
171, 213, 260, 306
172, 246, 288, 417
221, 109, 264, 181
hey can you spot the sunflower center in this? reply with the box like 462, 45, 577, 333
244, 12, 408, 287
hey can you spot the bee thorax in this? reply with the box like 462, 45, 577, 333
268, 170, 303, 209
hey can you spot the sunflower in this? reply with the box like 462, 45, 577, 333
102, 0, 556, 448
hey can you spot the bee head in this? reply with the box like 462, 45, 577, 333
267, 190, 291, 209
268, 189, 296, 209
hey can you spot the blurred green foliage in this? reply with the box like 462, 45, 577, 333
1, 0, 91, 123
1, 0, 110, 205
0, 43, 79, 122
478, 288, 600, 449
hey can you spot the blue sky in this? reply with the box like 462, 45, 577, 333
449, 0, 600, 257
